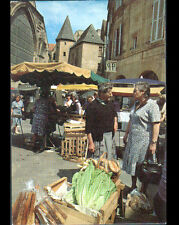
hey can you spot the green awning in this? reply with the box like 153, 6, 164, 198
91, 71, 110, 84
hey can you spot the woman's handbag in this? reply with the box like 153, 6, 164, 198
137, 151, 163, 185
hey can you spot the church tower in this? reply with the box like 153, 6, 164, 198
55, 16, 76, 63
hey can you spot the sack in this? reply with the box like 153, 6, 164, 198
137, 152, 163, 185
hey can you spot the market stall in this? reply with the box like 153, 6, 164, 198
11, 62, 109, 86
56, 83, 99, 160
12, 154, 125, 224
11, 61, 109, 152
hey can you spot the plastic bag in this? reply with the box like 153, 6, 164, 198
23, 179, 48, 205
126, 189, 153, 214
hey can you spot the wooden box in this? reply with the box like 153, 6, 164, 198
61, 134, 87, 157
44, 177, 125, 224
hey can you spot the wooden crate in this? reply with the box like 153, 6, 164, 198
61, 134, 87, 157
64, 122, 86, 134
44, 177, 125, 224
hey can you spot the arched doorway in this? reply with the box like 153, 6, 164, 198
116, 75, 126, 79
139, 71, 158, 80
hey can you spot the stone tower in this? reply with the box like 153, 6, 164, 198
55, 16, 76, 63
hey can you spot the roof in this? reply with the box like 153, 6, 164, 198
71, 24, 104, 48
56, 16, 75, 42
48, 44, 56, 51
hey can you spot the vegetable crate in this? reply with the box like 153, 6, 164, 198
44, 177, 125, 224
61, 134, 87, 157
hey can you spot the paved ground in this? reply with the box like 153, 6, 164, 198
11, 119, 161, 223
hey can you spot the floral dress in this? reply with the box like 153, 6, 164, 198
31, 98, 49, 136
122, 99, 161, 176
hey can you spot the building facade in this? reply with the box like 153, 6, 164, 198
105, 0, 166, 81
10, 1, 49, 87
69, 24, 104, 75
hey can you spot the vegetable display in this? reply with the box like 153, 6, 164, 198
64, 161, 117, 211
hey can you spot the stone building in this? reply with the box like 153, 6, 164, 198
48, 44, 56, 62
69, 24, 104, 75
55, 16, 76, 63
10, 1, 49, 87
105, 0, 166, 81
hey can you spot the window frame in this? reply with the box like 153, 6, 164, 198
150, 0, 165, 43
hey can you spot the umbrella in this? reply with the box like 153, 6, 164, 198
110, 78, 165, 86
11, 61, 109, 87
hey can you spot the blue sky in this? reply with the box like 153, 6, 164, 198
36, 0, 108, 44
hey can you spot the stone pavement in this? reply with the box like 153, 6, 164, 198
11, 119, 161, 223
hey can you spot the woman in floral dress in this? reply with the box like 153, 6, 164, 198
31, 89, 50, 151
122, 82, 161, 193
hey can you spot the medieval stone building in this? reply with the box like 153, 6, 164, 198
50, 16, 104, 75
68, 24, 104, 75
105, 0, 166, 81
55, 16, 76, 63
10, 1, 49, 87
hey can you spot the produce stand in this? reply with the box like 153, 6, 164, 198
12, 155, 125, 224
44, 176, 125, 224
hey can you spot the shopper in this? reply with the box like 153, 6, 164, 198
122, 82, 161, 193
64, 93, 72, 108
85, 83, 118, 160
69, 92, 82, 115
82, 95, 93, 113
11, 95, 24, 134
31, 88, 50, 151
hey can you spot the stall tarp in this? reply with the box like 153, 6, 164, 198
110, 78, 166, 86
91, 71, 110, 84
11, 62, 109, 86
11, 62, 91, 79
112, 86, 164, 96
57, 83, 98, 91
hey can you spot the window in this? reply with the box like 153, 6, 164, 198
115, 0, 123, 10
63, 52, 66, 56
113, 30, 117, 57
118, 24, 122, 55
151, 0, 165, 42
98, 46, 102, 57
133, 37, 137, 49
97, 63, 101, 72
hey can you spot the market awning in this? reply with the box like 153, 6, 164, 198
57, 83, 98, 91
112, 87, 165, 97
110, 78, 166, 86
11, 62, 109, 86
